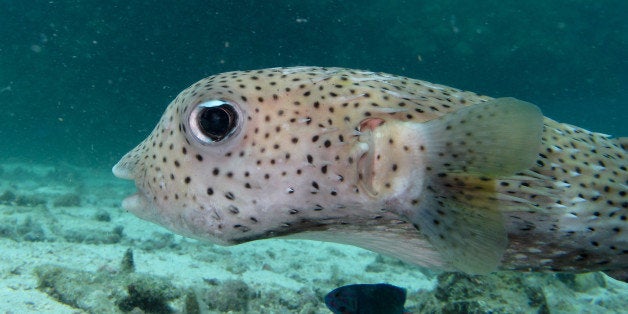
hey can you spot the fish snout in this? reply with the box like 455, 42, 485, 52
112, 152, 137, 180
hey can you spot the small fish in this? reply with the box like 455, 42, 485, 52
113, 67, 627, 279
325, 283, 409, 314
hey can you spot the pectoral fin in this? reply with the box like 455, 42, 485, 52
407, 98, 543, 274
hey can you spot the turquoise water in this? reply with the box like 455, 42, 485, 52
1, 0, 626, 167
1, 1, 626, 313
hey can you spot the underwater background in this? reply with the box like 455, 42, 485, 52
0, 0, 627, 313
1, 0, 626, 167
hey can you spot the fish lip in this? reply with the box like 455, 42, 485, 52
112, 159, 144, 211
121, 192, 139, 211
120, 190, 150, 214
112, 158, 136, 179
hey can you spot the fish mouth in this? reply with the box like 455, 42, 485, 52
112, 154, 149, 213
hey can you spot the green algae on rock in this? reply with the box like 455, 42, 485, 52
52, 193, 81, 207
411, 271, 627, 313
34, 249, 181, 313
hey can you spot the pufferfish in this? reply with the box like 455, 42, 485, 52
113, 67, 627, 280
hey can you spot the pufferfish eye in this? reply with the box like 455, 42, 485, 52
189, 100, 239, 144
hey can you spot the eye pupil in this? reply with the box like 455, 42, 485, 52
193, 102, 238, 142
199, 106, 232, 139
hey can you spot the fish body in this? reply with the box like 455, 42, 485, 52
325, 283, 408, 314
113, 67, 627, 277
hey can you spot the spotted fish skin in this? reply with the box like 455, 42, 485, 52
113, 67, 627, 276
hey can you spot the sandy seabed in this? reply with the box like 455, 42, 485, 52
0, 163, 626, 313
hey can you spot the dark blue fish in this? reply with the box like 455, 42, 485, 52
324, 283, 410, 314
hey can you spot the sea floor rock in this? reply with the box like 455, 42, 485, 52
34, 249, 182, 314
410, 271, 628, 314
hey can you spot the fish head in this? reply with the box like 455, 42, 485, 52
112, 67, 423, 245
